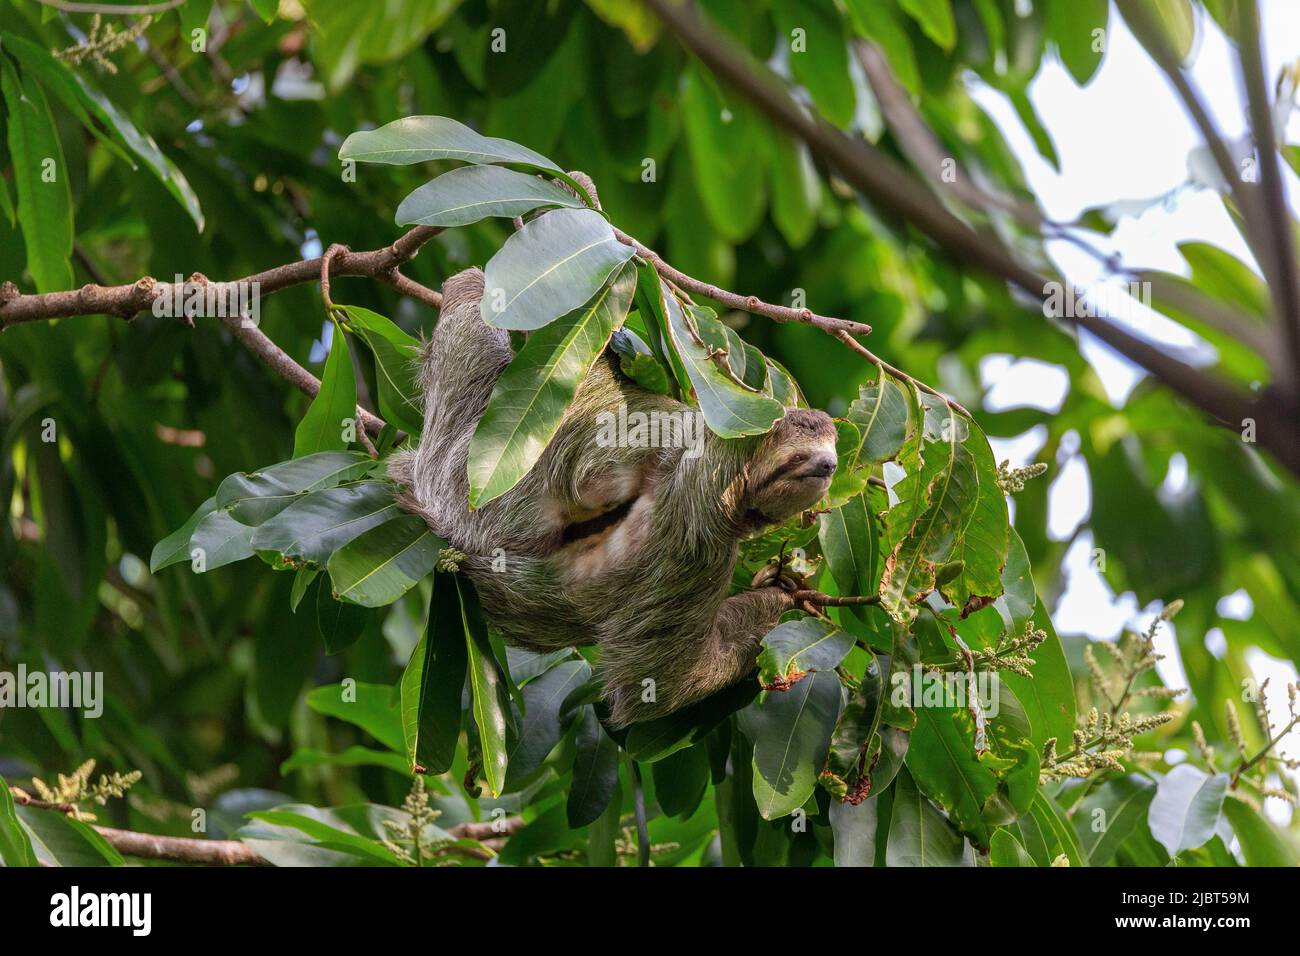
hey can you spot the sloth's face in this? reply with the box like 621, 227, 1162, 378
745, 408, 838, 525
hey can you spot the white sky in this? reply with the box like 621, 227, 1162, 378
965, 1, 1299, 812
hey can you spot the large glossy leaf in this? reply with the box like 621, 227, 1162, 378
681, 62, 766, 242
663, 297, 785, 438
1072, 775, 1157, 866
468, 261, 635, 506
1, 56, 72, 292
339, 114, 563, 172
989, 827, 1036, 866
151, 496, 217, 572
504, 659, 590, 790
819, 491, 879, 625
293, 322, 358, 458
846, 375, 910, 464
821, 652, 886, 801
396, 164, 585, 227
1148, 765, 1229, 858
2, 34, 204, 230
886, 766, 968, 866
481, 208, 635, 331
755, 617, 855, 687
739, 669, 842, 820
17, 806, 122, 866
251, 481, 399, 565
399, 574, 468, 774
828, 795, 879, 866
215, 452, 374, 525
936, 418, 1009, 615
189, 510, 256, 572
327, 515, 442, 607
306, 681, 404, 753
568, 705, 620, 828
906, 704, 997, 847
460, 577, 512, 797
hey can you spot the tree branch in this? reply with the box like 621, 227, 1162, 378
0, 226, 444, 437
1234, 0, 1300, 396
643, 0, 1300, 478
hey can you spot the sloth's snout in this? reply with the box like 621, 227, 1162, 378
801, 452, 837, 480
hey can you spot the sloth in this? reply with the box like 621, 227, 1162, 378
390, 268, 837, 728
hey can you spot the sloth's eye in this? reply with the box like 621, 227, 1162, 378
789, 454, 806, 465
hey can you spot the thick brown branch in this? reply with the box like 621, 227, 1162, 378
0, 227, 444, 437
1234, 0, 1300, 395
644, 0, 1300, 478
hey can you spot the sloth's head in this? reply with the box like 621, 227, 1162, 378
740, 408, 837, 526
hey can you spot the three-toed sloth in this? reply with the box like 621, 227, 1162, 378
390, 268, 836, 727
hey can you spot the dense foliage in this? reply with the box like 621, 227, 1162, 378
0, 0, 1297, 868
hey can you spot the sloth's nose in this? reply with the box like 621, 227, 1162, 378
804, 452, 837, 479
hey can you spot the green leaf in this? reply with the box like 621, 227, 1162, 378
651, 744, 710, 819
828, 795, 879, 866
250, 481, 399, 565
17, 806, 122, 866
399, 573, 469, 774
663, 296, 785, 438
568, 704, 620, 828
739, 669, 842, 820
989, 827, 1036, 866
396, 164, 585, 227
907, 704, 998, 847
306, 681, 404, 753
1028, 792, 1087, 866
1047, 0, 1109, 85
339, 113, 563, 172
2, 34, 204, 230
937, 417, 1010, 615
886, 766, 968, 865
768, 134, 820, 247
327, 515, 442, 607
215, 451, 374, 525
468, 261, 635, 506
1147, 765, 1229, 858
1221, 795, 1298, 866
190, 509, 256, 572
150, 495, 217, 572
293, 321, 358, 458
819, 492, 879, 625
846, 375, 909, 464
755, 617, 855, 687
897, 0, 957, 51
0, 777, 37, 867
315, 575, 367, 654
681, 62, 766, 242
281, 746, 410, 777
821, 653, 886, 800
504, 659, 590, 790
1071, 774, 1157, 866
623, 680, 759, 763
481, 208, 634, 331
338, 305, 423, 434
461, 577, 512, 797
1, 54, 73, 292
774, 0, 856, 127
845, 0, 920, 95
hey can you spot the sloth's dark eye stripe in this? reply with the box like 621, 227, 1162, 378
562, 497, 638, 543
